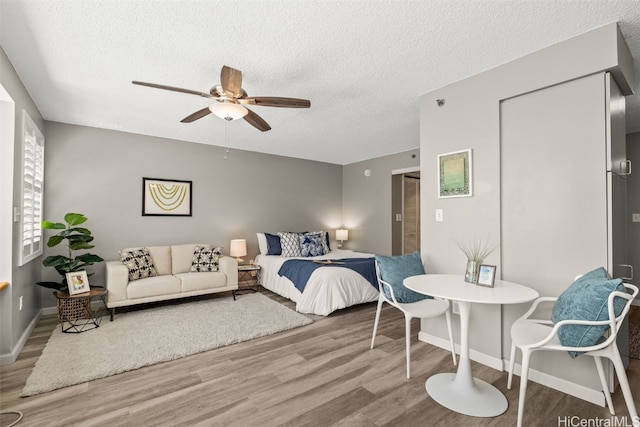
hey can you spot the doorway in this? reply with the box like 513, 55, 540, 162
391, 169, 420, 255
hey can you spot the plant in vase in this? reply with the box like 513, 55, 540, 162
455, 237, 495, 283
36, 213, 104, 293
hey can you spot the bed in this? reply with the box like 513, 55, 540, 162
255, 232, 379, 315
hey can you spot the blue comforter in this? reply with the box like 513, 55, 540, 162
278, 257, 378, 293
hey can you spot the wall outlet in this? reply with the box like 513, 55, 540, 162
19, 296, 23, 311
452, 301, 459, 315
633, 213, 640, 223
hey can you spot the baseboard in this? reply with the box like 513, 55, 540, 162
418, 331, 606, 407
417, 331, 503, 370
0, 310, 42, 366
504, 360, 605, 407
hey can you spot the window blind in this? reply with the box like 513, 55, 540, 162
19, 110, 44, 265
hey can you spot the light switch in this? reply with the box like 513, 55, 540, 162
633, 213, 640, 223
395, 213, 402, 222
435, 209, 443, 222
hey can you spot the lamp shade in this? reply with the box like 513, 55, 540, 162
209, 102, 248, 121
336, 229, 349, 242
230, 239, 247, 257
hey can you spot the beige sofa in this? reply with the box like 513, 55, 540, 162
105, 243, 238, 320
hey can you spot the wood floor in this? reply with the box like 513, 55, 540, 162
1, 290, 639, 427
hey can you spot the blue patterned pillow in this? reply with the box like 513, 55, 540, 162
310, 231, 331, 254
375, 252, 431, 303
551, 267, 627, 358
265, 233, 282, 255
299, 232, 326, 257
278, 232, 302, 257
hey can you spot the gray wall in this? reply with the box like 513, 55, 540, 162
41, 122, 344, 306
627, 131, 640, 297
0, 47, 45, 361
342, 149, 419, 255
419, 23, 634, 398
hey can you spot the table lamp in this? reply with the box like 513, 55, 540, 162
336, 229, 348, 249
230, 239, 247, 264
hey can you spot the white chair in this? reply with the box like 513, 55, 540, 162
507, 282, 639, 427
370, 259, 457, 379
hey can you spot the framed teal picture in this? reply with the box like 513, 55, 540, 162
438, 149, 472, 198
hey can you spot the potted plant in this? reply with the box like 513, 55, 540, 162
36, 213, 104, 292
455, 236, 495, 283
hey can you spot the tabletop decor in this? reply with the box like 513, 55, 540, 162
66, 270, 90, 295
476, 264, 496, 287
455, 236, 495, 283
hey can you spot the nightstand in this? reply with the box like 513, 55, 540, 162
233, 264, 261, 298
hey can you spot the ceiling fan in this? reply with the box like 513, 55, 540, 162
132, 65, 310, 132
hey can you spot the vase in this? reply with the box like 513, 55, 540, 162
464, 259, 479, 283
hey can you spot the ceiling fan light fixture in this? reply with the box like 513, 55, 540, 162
209, 102, 248, 121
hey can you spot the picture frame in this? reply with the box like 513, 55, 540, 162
476, 264, 496, 287
66, 270, 90, 295
142, 177, 192, 216
438, 149, 473, 198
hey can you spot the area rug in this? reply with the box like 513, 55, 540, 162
21, 293, 312, 396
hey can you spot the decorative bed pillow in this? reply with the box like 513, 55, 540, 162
299, 232, 326, 257
191, 245, 222, 272
375, 252, 430, 303
256, 233, 268, 254
310, 231, 331, 254
278, 232, 302, 257
120, 248, 158, 281
551, 267, 627, 358
265, 233, 282, 255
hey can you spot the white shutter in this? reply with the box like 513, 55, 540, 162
19, 110, 44, 266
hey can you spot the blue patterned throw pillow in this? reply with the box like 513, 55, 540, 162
299, 232, 326, 257
551, 267, 627, 358
375, 252, 431, 303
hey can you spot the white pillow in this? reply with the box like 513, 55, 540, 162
256, 233, 268, 255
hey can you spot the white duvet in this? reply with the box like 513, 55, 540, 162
255, 249, 379, 316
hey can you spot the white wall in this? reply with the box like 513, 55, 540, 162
419, 23, 635, 403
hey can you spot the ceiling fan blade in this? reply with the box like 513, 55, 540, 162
132, 81, 215, 99
181, 107, 212, 123
240, 97, 311, 108
220, 65, 243, 98
243, 108, 271, 132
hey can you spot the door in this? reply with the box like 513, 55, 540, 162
402, 174, 420, 254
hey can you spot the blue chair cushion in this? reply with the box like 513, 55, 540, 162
375, 252, 431, 303
551, 267, 627, 358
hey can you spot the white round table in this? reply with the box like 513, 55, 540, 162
404, 274, 539, 418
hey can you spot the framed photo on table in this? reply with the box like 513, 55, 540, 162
438, 149, 472, 198
476, 264, 496, 287
66, 270, 90, 295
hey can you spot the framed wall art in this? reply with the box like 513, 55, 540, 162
142, 177, 192, 216
66, 270, 90, 295
476, 264, 496, 288
438, 149, 472, 198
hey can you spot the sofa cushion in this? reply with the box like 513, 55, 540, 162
191, 246, 222, 272
126, 274, 181, 299
172, 243, 210, 274
146, 246, 172, 276
175, 272, 227, 292
119, 248, 158, 281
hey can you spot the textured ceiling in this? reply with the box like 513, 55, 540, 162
1, 1, 640, 165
